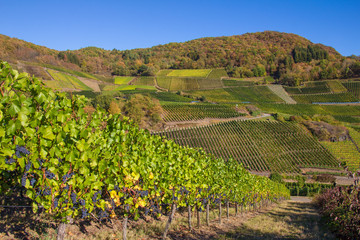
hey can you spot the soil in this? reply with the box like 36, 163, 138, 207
0, 197, 335, 240
164, 114, 272, 130
78, 77, 101, 92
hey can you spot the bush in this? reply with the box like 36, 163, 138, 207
269, 173, 283, 183
314, 186, 360, 239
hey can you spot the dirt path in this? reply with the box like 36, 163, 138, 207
164, 114, 272, 130
222, 197, 335, 240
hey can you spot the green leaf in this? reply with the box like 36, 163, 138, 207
66, 150, 76, 162
0, 127, 5, 138
35, 92, 46, 104
43, 127, 55, 140
32, 202, 38, 213
6, 121, 16, 135
18, 112, 28, 126
76, 140, 85, 152
8, 102, 21, 117
1, 148, 14, 156
57, 113, 67, 123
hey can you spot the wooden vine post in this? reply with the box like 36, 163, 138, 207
162, 202, 177, 239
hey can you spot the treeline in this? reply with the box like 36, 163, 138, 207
1, 32, 360, 86
292, 45, 329, 63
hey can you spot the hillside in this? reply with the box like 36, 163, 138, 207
1, 32, 360, 86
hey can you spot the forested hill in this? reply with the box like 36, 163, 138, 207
1, 31, 359, 85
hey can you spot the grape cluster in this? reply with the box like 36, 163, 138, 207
30, 178, 36, 186
70, 192, 77, 204
45, 170, 55, 179
21, 173, 28, 187
81, 208, 89, 218
43, 187, 51, 196
140, 190, 148, 198
5, 157, 16, 165
98, 210, 109, 220
25, 161, 32, 172
62, 172, 74, 183
15, 145, 30, 158
37, 159, 44, 169
178, 186, 189, 195
79, 199, 85, 206
92, 190, 101, 203
54, 198, 59, 208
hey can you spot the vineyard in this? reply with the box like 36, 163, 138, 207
114, 76, 134, 85
166, 69, 212, 77
156, 76, 223, 91
291, 92, 358, 103
342, 81, 360, 99
267, 85, 297, 104
155, 120, 339, 173
326, 80, 347, 93
222, 79, 255, 87
257, 103, 360, 116
321, 141, 360, 171
189, 86, 285, 103
161, 104, 246, 122
0, 61, 289, 240
206, 69, 229, 79
284, 81, 348, 95
45, 69, 92, 91
149, 92, 193, 102
225, 86, 285, 103
131, 76, 155, 86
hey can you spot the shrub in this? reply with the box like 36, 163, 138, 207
314, 186, 360, 239
269, 173, 283, 183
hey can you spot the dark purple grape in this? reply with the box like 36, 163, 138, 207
45, 170, 55, 179
92, 190, 101, 203
70, 192, 77, 204
43, 187, 51, 196
30, 178, 36, 186
25, 161, 32, 172
5, 158, 16, 165
54, 198, 59, 208
98, 210, 108, 220
81, 208, 88, 218
79, 199, 85, 206
21, 173, 28, 187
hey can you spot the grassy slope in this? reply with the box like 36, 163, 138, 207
225, 198, 335, 240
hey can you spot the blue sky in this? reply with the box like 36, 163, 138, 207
2, 0, 360, 56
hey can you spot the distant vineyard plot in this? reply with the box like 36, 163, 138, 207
155, 69, 226, 91
114, 76, 134, 85
162, 104, 246, 122
322, 141, 360, 171
149, 92, 193, 102
46, 69, 92, 91
155, 120, 339, 173
326, 80, 347, 93
343, 81, 360, 100
188, 86, 284, 103
257, 103, 360, 116
132, 76, 155, 86
225, 86, 285, 103
167, 69, 212, 77
156, 76, 223, 91
292, 93, 358, 103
